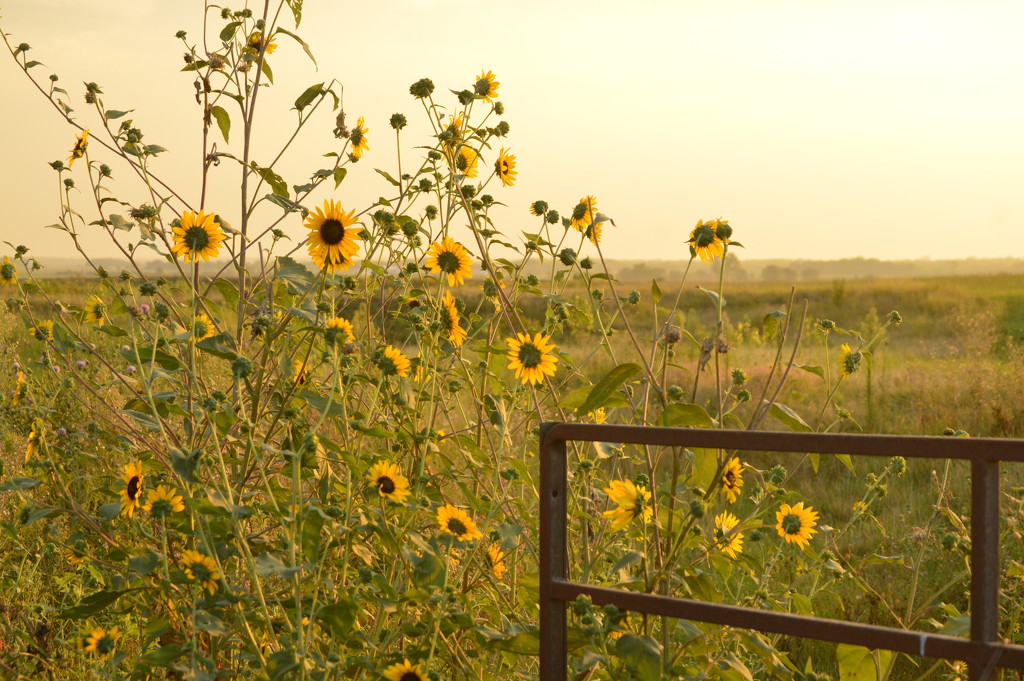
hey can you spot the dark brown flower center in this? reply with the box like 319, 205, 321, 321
400, 673, 422, 681
437, 251, 461, 273
447, 518, 468, 536
126, 476, 141, 500
782, 513, 802, 535
725, 470, 736, 485
378, 476, 396, 495
184, 225, 211, 251
319, 219, 346, 246
518, 342, 542, 369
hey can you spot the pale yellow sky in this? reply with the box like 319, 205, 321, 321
1, 0, 1022, 263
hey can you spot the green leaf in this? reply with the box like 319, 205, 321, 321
193, 610, 227, 636
143, 144, 167, 155
375, 168, 400, 186
265, 193, 305, 214
651, 279, 662, 304
837, 643, 892, 681
253, 164, 288, 198
59, 589, 132, 619
797, 364, 824, 379
213, 278, 239, 310
294, 82, 323, 111
483, 395, 506, 430
196, 333, 238, 360
476, 626, 541, 655
124, 410, 161, 432
659, 403, 716, 428
768, 402, 812, 432
219, 21, 240, 41
255, 552, 302, 578
333, 167, 347, 188
763, 311, 786, 340
104, 109, 131, 120
275, 28, 317, 67
210, 105, 230, 142
576, 363, 641, 415
317, 599, 358, 639
0, 477, 41, 492
260, 56, 274, 84
286, 0, 304, 26
129, 551, 160, 576
614, 634, 662, 681
275, 256, 314, 294
96, 323, 128, 338
698, 285, 724, 308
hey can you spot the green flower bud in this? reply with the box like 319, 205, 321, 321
689, 499, 705, 518
731, 368, 748, 386
626, 290, 641, 305
545, 209, 560, 224
558, 248, 576, 266
495, 121, 510, 136
579, 257, 593, 270
63, 178, 75, 188
736, 389, 751, 403
493, 101, 504, 115
389, 113, 407, 130
49, 160, 66, 171
457, 89, 474, 105
232, 356, 253, 379
888, 310, 903, 325
818, 319, 835, 331
767, 465, 787, 484
409, 78, 435, 98
175, 30, 187, 39
425, 205, 438, 220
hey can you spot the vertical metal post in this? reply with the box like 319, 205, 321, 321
969, 458, 1000, 681
539, 423, 568, 681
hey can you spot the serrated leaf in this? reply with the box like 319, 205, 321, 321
253, 164, 288, 198
211, 105, 230, 142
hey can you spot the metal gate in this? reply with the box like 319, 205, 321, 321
539, 423, 1024, 681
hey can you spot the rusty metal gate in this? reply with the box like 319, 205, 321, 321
539, 423, 1024, 681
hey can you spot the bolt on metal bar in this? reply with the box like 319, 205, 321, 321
538, 424, 1024, 681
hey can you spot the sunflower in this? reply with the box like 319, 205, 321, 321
440, 292, 467, 347
32, 320, 54, 342
120, 461, 144, 518
487, 544, 507, 580
248, 31, 277, 54
425, 237, 473, 286
12, 371, 27, 405
190, 313, 216, 341
505, 332, 558, 386
366, 461, 411, 503
688, 219, 726, 264
382, 659, 427, 681
495, 148, 517, 187
437, 503, 484, 541
350, 116, 369, 159
82, 626, 120, 658
776, 501, 820, 548
171, 210, 225, 262
143, 485, 185, 516
326, 316, 355, 345
714, 511, 744, 559
0, 256, 17, 284
601, 480, 653, 532
292, 358, 311, 384
585, 220, 603, 246
587, 408, 607, 424
379, 345, 411, 378
453, 145, 479, 178
65, 544, 88, 566
25, 417, 43, 463
441, 113, 466, 148
838, 343, 861, 377
570, 196, 597, 232
305, 199, 361, 273
181, 549, 221, 594
721, 457, 744, 504
474, 69, 499, 101
68, 129, 89, 167
82, 295, 107, 327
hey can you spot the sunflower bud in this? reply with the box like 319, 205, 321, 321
579, 257, 593, 270
888, 310, 903, 325
715, 220, 733, 240
49, 160, 66, 171
689, 499, 705, 518
818, 319, 835, 331
731, 368, 747, 386
558, 248, 576, 266
493, 101, 504, 115
389, 113, 407, 130
736, 389, 751, 403
495, 121, 510, 136
409, 78, 435, 98
545, 209, 560, 224
175, 30, 187, 39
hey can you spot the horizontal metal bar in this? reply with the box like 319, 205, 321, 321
542, 424, 1024, 462
551, 581, 1024, 669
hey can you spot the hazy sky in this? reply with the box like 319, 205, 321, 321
1, 0, 1022, 263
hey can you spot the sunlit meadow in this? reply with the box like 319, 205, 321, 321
2, 3, 1022, 681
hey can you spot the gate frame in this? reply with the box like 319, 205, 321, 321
539, 423, 1024, 681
